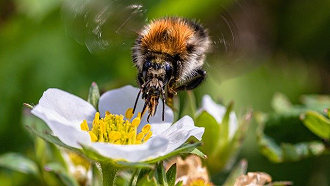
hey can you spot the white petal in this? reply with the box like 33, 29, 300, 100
197, 95, 238, 138
31, 88, 96, 131
160, 116, 205, 155
39, 119, 90, 148
98, 85, 174, 131
90, 136, 169, 162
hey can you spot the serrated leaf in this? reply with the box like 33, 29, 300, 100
166, 163, 176, 186
88, 82, 100, 109
44, 162, 79, 186
223, 159, 247, 186
195, 111, 220, 156
0, 153, 39, 175
301, 111, 330, 139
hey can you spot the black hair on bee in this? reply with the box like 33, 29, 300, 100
132, 17, 210, 121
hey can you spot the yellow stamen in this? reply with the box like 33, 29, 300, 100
89, 131, 98, 142
132, 117, 141, 127
142, 124, 151, 133
80, 120, 89, 131
79, 109, 153, 145
109, 131, 121, 141
144, 131, 153, 141
125, 108, 134, 120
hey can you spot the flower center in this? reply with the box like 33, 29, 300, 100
80, 108, 152, 145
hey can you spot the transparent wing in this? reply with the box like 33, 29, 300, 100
62, 0, 147, 53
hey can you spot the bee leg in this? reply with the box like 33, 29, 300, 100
165, 80, 177, 109
176, 69, 206, 90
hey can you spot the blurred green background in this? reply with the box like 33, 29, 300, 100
0, 0, 329, 185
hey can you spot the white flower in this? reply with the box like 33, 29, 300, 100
31, 85, 204, 162
196, 95, 237, 139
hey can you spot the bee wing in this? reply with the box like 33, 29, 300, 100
197, 5, 267, 80
62, 0, 147, 53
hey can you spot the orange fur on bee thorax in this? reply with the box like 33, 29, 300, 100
141, 19, 194, 56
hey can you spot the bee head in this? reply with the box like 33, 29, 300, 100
133, 58, 174, 121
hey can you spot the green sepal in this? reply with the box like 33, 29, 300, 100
145, 142, 203, 164
80, 144, 153, 169
220, 101, 234, 143
155, 162, 167, 185
88, 82, 100, 109
300, 111, 330, 140
166, 163, 177, 186
207, 111, 251, 173
195, 111, 220, 156
0, 153, 39, 176
175, 181, 183, 186
136, 170, 158, 186
44, 162, 79, 186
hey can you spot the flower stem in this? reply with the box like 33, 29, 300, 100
100, 162, 119, 186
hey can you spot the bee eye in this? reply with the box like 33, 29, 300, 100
142, 61, 152, 79
164, 62, 173, 82
143, 61, 152, 69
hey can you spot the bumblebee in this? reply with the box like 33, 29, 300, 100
132, 17, 211, 121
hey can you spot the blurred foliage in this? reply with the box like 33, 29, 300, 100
256, 93, 330, 162
0, 0, 329, 185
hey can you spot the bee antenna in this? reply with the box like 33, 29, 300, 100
133, 89, 141, 114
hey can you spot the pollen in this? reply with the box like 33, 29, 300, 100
80, 109, 153, 145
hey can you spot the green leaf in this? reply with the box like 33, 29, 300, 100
301, 111, 330, 139
44, 162, 79, 186
166, 163, 177, 186
88, 82, 100, 109
195, 111, 220, 156
223, 159, 247, 186
0, 153, 39, 175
